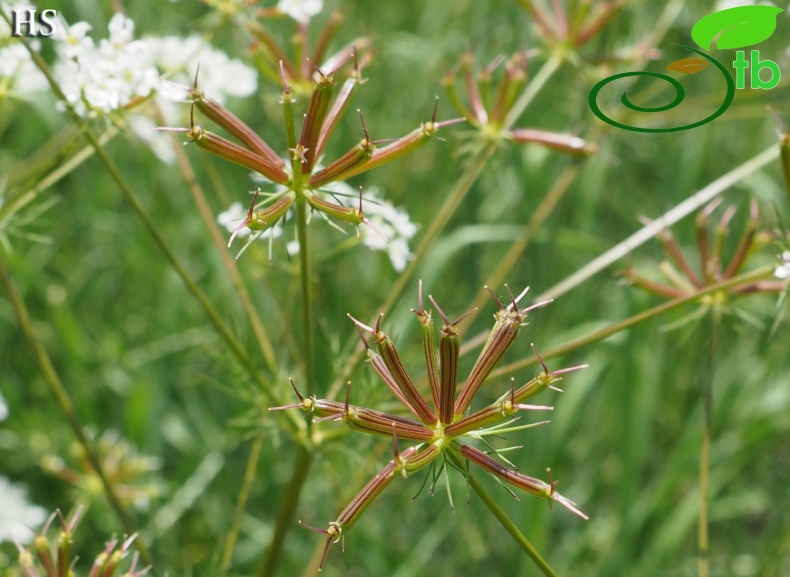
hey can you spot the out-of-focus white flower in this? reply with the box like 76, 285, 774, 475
107, 11, 135, 46
146, 36, 257, 104
0, 2, 33, 36
51, 17, 94, 58
0, 477, 47, 544
329, 181, 417, 272
127, 115, 177, 164
0, 389, 8, 421
52, 13, 159, 117
277, 0, 323, 23
776, 251, 790, 279
218, 201, 253, 239
0, 5, 48, 99
0, 43, 49, 97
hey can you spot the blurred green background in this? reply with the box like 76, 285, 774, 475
1, 1, 789, 575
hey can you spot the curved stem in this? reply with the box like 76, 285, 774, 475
159, 103, 279, 376
534, 145, 779, 302
7, 11, 279, 404
328, 142, 497, 399
698, 311, 718, 577
258, 445, 314, 577
0, 253, 159, 575
221, 435, 264, 573
467, 474, 557, 577
504, 53, 563, 130
465, 161, 581, 327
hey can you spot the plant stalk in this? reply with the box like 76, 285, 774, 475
221, 435, 264, 573
485, 266, 775, 377
258, 445, 314, 577
698, 311, 718, 577
468, 473, 557, 577
0, 252, 158, 575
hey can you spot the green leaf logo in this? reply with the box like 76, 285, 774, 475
666, 57, 709, 75
691, 5, 784, 50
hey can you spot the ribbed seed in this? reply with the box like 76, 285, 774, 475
438, 327, 460, 424
454, 311, 522, 417
376, 335, 437, 425
415, 308, 441, 415
305, 193, 365, 225
366, 351, 418, 416
194, 94, 284, 168
308, 137, 375, 188
299, 76, 334, 173
190, 126, 289, 184
248, 192, 295, 231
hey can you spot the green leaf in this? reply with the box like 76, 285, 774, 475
691, 5, 784, 50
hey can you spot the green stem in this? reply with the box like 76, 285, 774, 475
485, 266, 776, 377
296, 194, 316, 390
698, 311, 718, 577
328, 142, 497, 399
0, 253, 158, 575
6, 15, 280, 405
503, 52, 563, 130
258, 446, 314, 577
95, 136, 275, 397
466, 161, 582, 326
468, 474, 558, 577
6, 20, 305, 575
221, 435, 264, 573
159, 104, 279, 376
258, 85, 318, 577
535, 145, 779, 302
328, 53, 567, 400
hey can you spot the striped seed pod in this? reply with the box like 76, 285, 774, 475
412, 281, 441, 414
459, 444, 588, 519
188, 125, 289, 184
428, 295, 475, 425
454, 306, 524, 417
446, 385, 552, 437
508, 129, 597, 156
299, 71, 335, 173
308, 135, 375, 188
348, 314, 436, 425
192, 91, 284, 169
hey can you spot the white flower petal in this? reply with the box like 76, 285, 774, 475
0, 477, 47, 544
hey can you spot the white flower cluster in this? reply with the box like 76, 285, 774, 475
339, 186, 418, 272
51, 13, 160, 117
1, 7, 257, 118
148, 35, 257, 104
0, 3, 49, 98
0, 476, 47, 544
